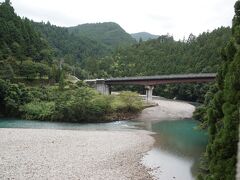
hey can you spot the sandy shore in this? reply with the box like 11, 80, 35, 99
138, 99, 195, 121
0, 128, 154, 180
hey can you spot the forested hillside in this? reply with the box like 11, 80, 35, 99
0, 0, 54, 81
29, 22, 138, 79
31, 22, 110, 65
0, 1, 135, 81
194, 1, 240, 179
68, 22, 136, 49
96, 27, 230, 77
0, 1, 51, 62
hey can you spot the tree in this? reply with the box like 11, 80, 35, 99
5, 0, 11, 5
0, 60, 14, 79
197, 1, 240, 179
19, 60, 37, 79
58, 70, 65, 90
36, 62, 50, 79
0, 79, 30, 116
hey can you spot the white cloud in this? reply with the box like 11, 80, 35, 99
1, 0, 236, 39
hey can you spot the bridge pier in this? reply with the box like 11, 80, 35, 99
145, 85, 154, 101
96, 79, 110, 95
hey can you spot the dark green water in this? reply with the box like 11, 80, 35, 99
0, 118, 207, 180
0, 118, 139, 131
141, 119, 208, 180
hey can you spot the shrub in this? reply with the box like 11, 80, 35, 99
111, 91, 143, 113
21, 101, 55, 120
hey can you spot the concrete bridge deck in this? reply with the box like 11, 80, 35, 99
105, 73, 216, 85
85, 73, 217, 101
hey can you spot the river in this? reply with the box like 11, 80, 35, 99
0, 117, 207, 180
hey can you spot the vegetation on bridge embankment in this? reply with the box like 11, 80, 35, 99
0, 79, 143, 122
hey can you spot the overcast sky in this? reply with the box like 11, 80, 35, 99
2, 0, 236, 40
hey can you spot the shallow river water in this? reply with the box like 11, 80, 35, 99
0, 118, 207, 180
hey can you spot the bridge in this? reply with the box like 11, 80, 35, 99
85, 73, 217, 101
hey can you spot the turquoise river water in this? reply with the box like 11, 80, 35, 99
0, 118, 207, 180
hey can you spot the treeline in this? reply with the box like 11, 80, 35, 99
194, 1, 240, 179
89, 27, 230, 77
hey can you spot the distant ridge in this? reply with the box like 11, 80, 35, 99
68, 22, 136, 49
131, 32, 159, 41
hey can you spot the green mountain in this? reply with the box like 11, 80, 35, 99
31, 22, 110, 64
0, 1, 136, 80
68, 22, 136, 49
131, 32, 159, 41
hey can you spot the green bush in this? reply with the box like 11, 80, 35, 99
21, 101, 55, 120
111, 91, 143, 113
0, 79, 31, 116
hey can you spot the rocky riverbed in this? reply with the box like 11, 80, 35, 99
0, 129, 154, 180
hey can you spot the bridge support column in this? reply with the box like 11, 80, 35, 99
145, 85, 154, 101
96, 79, 110, 95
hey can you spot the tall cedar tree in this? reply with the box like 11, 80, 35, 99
199, 1, 240, 179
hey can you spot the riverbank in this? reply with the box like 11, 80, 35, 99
137, 99, 195, 121
0, 128, 154, 180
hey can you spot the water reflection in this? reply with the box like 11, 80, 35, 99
141, 119, 208, 180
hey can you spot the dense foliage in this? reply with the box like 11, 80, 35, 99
0, 0, 52, 62
195, 1, 240, 179
0, 79, 143, 122
93, 28, 230, 77
0, 1, 59, 82
0, 79, 31, 117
